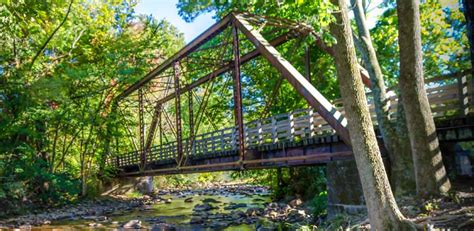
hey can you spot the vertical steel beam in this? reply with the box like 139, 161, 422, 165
232, 22, 246, 164
233, 14, 351, 145
174, 62, 183, 165
138, 89, 146, 171
187, 90, 194, 160
305, 46, 311, 82
188, 90, 194, 139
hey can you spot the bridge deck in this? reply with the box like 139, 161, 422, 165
109, 71, 474, 176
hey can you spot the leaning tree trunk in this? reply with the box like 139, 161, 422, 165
351, 0, 415, 195
397, 0, 451, 197
329, 0, 415, 229
463, 0, 474, 78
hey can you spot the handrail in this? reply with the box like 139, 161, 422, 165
111, 71, 472, 168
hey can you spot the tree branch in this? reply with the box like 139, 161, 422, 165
29, 0, 74, 70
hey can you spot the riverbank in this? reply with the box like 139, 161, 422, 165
0, 183, 315, 230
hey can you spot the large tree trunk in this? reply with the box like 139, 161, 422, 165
463, 0, 474, 79
329, 0, 415, 229
351, 0, 415, 195
397, 0, 451, 197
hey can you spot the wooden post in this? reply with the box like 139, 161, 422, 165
271, 117, 278, 143
309, 108, 315, 137
221, 130, 225, 152
458, 74, 469, 116
257, 121, 263, 144
289, 112, 295, 141
231, 128, 237, 150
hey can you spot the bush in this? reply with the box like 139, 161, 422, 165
0, 156, 80, 216
311, 191, 328, 217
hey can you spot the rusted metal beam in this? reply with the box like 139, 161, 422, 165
174, 62, 183, 166
116, 15, 232, 101
232, 23, 246, 165
305, 46, 311, 81
188, 91, 194, 138
145, 103, 162, 154
150, 31, 304, 106
138, 89, 146, 171
233, 14, 351, 145
119, 151, 353, 176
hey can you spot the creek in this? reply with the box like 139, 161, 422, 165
1, 184, 313, 230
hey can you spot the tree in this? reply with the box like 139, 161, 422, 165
463, 0, 474, 78
0, 0, 184, 210
397, 0, 451, 197
329, 0, 415, 229
351, 0, 415, 195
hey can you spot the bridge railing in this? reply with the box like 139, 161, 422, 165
111, 71, 472, 169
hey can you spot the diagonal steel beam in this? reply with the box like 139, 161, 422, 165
144, 103, 162, 154
116, 14, 232, 102
149, 31, 304, 106
232, 13, 351, 145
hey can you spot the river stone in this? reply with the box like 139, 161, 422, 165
189, 216, 204, 224
144, 217, 162, 222
151, 223, 176, 231
184, 197, 193, 203
165, 198, 172, 204
287, 209, 306, 222
18, 224, 32, 229
88, 223, 102, 227
193, 203, 215, 212
224, 203, 247, 210
96, 216, 108, 221
123, 220, 141, 229
209, 221, 230, 229
246, 208, 264, 217
202, 198, 220, 203
289, 198, 303, 207
231, 210, 246, 220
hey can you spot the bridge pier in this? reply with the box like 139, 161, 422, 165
101, 176, 154, 196
326, 159, 366, 218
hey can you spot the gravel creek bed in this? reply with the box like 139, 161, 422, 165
0, 184, 314, 230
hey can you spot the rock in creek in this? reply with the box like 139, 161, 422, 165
189, 216, 204, 224
209, 220, 231, 229
224, 202, 247, 210
184, 197, 193, 203
246, 207, 264, 217
193, 203, 216, 212
123, 219, 142, 229
151, 223, 176, 231
202, 198, 221, 203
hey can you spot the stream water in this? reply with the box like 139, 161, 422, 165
9, 186, 281, 230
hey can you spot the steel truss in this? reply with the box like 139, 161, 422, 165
113, 13, 375, 173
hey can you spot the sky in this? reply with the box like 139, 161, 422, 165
133, 0, 386, 43
134, 0, 215, 43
